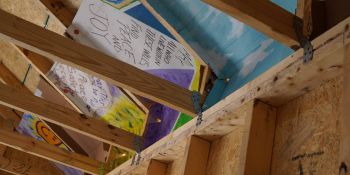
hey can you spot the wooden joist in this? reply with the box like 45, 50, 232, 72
0, 119, 14, 156
39, 0, 75, 27
237, 100, 277, 175
0, 9, 203, 117
340, 43, 350, 175
0, 82, 139, 153
107, 15, 350, 175
201, 0, 300, 49
0, 127, 109, 175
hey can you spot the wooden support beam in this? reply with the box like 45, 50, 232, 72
296, 0, 312, 36
0, 127, 109, 175
0, 119, 14, 156
237, 99, 277, 175
107, 15, 350, 175
39, 0, 75, 27
0, 82, 139, 153
181, 136, 210, 175
0, 156, 58, 175
145, 160, 167, 175
201, 0, 299, 49
340, 43, 350, 175
0, 10, 202, 117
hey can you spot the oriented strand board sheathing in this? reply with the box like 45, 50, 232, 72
0, 39, 39, 94
205, 127, 244, 175
165, 157, 183, 175
58, 0, 82, 14
0, 0, 66, 35
271, 76, 342, 175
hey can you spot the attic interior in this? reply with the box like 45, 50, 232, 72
0, 0, 348, 174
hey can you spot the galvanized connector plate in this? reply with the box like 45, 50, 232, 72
196, 110, 202, 126
303, 39, 313, 64
192, 90, 203, 126
293, 16, 307, 48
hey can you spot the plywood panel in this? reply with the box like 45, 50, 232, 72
205, 127, 244, 175
271, 76, 342, 174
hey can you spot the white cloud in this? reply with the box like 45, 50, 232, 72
228, 18, 244, 39
239, 39, 275, 77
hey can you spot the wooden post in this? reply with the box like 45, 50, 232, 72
201, 0, 300, 49
0, 10, 204, 117
340, 43, 350, 175
0, 127, 109, 175
296, 0, 312, 37
145, 160, 167, 175
181, 136, 210, 175
0, 82, 139, 153
237, 99, 277, 175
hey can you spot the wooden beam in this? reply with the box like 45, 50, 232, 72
0, 156, 58, 175
0, 127, 109, 175
0, 119, 14, 156
181, 136, 210, 175
0, 82, 139, 153
39, 0, 75, 27
340, 43, 350, 175
296, 0, 312, 36
237, 99, 277, 175
0, 10, 202, 117
0, 62, 88, 155
145, 160, 167, 175
107, 15, 350, 175
201, 0, 299, 49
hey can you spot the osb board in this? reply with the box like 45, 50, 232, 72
205, 127, 244, 175
0, 0, 66, 35
0, 40, 40, 94
58, 0, 82, 14
270, 76, 342, 175
165, 157, 183, 175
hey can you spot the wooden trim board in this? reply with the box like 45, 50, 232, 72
107, 15, 350, 175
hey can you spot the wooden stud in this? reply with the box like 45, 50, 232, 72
201, 0, 299, 49
237, 99, 277, 175
0, 82, 139, 153
0, 10, 203, 117
145, 160, 167, 175
0, 119, 14, 156
340, 43, 350, 175
0, 127, 109, 175
181, 136, 210, 175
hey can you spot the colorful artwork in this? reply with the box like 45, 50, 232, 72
16, 113, 83, 175
65, 0, 201, 150
17, 113, 69, 150
46, 62, 146, 136
102, 0, 137, 10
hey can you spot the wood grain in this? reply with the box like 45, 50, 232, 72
39, 0, 75, 27
181, 136, 210, 175
145, 160, 167, 175
201, 0, 299, 48
237, 100, 277, 175
0, 127, 109, 175
0, 82, 139, 153
0, 9, 202, 117
340, 43, 350, 175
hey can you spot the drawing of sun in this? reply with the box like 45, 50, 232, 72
101, 0, 137, 10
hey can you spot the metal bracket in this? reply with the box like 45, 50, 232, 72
293, 16, 313, 64
192, 90, 203, 126
131, 136, 141, 166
